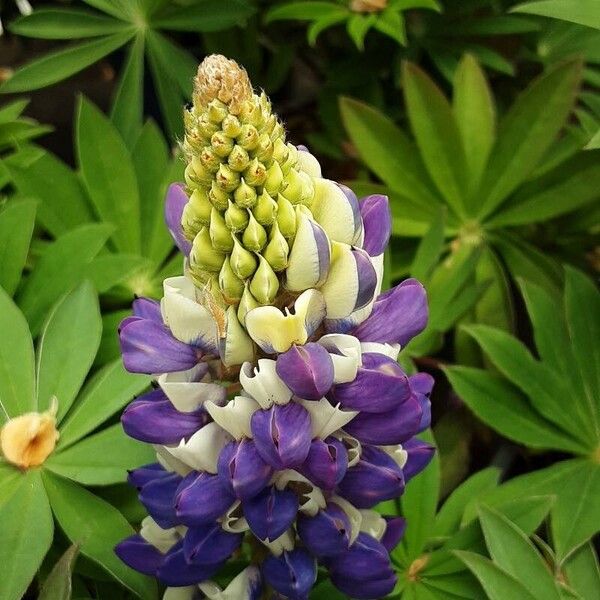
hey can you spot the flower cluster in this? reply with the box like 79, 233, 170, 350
116, 55, 434, 600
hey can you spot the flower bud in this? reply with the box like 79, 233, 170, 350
242, 212, 267, 252
250, 255, 279, 304
200, 146, 221, 172
222, 114, 242, 137
230, 235, 257, 279
228, 144, 250, 172
238, 284, 260, 326
216, 163, 240, 192
272, 138, 289, 164
256, 133, 274, 163
210, 207, 234, 252
276, 194, 296, 238
238, 124, 259, 150
265, 162, 284, 196
191, 228, 226, 272
190, 156, 213, 186
211, 131, 235, 158
207, 98, 228, 123
224, 200, 249, 232
244, 158, 267, 187
209, 181, 230, 210
219, 256, 245, 303
234, 179, 258, 209
182, 188, 212, 239
263, 221, 289, 272
253, 190, 278, 226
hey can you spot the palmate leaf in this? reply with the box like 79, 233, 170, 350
513, 0, 600, 30
151, 0, 255, 31
38, 545, 79, 600
266, 2, 349, 22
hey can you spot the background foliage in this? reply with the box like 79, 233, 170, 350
0, 0, 598, 598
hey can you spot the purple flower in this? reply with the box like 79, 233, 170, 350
297, 503, 352, 557
360, 194, 391, 257
165, 183, 192, 256
263, 549, 317, 600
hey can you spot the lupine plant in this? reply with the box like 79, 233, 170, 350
113, 54, 435, 599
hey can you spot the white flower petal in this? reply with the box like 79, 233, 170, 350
206, 396, 260, 440
240, 359, 292, 408
334, 432, 362, 467
162, 276, 218, 352
311, 179, 356, 245
220, 306, 255, 367
163, 587, 196, 600
155, 446, 192, 477
221, 500, 250, 533
162, 422, 232, 473
140, 516, 180, 554
158, 367, 226, 413
318, 334, 362, 383
360, 342, 401, 360
297, 149, 322, 178
330, 496, 362, 544
274, 470, 326, 516
199, 566, 262, 600
298, 398, 358, 440
320, 243, 360, 319
261, 529, 296, 556
245, 289, 326, 354
381, 444, 408, 469
359, 510, 387, 541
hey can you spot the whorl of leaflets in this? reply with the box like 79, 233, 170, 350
116, 55, 434, 600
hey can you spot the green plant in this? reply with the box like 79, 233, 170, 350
342, 54, 598, 339
445, 267, 600, 562
0, 281, 152, 600
2, 0, 255, 140
266, 0, 441, 49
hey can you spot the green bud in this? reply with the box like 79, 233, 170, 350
263, 221, 289, 272
264, 161, 284, 196
237, 284, 260, 326
256, 133, 274, 164
281, 168, 305, 204
279, 143, 298, 176
222, 114, 242, 138
250, 255, 280, 304
216, 164, 240, 193
187, 266, 212, 289
253, 190, 278, 225
225, 200, 249, 232
191, 227, 226, 272
240, 100, 261, 127
207, 99, 228, 123
211, 131, 234, 158
182, 188, 212, 239
299, 170, 315, 206
198, 114, 220, 138
262, 114, 278, 137
200, 147, 221, 172
272, 138, 289, 164
219, 256, 244, 303
237, 124, 259, 151
210, 207, 234, 252
190, 157, 213, 186
230, 235, 257, 279
234, 178, 258, 208
242, 211, 267, 252
276, 194, 297, 238
209, 181, 230, 211
244, 158, 267, 187
228, 145, 250, 172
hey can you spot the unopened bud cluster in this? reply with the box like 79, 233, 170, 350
181, 56, 315, 318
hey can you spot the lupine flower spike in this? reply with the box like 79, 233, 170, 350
116, 54, 434, 600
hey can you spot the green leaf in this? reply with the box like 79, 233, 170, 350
478, 506, 562, 600
266, 2, 349, 22
513, 1, 600, 30
152, 0, 255, 30
16, 223, 112, 335
81, 0, 131, 20
76, 96, 141, 253
0, 99, 28, 123
87, 254, 150, 294
0, 287, 35, 421
435, 468, 500, 537
478, 60, 582, 218
38, 545, 79, 600
10, 8, 128, 39
59, 359, 150, 449
0, 199, 36, 296
110, 35, 145, 148
374, 8, 407, 46
402, 61, 468, 217
0, 470, 53, 600
0, 463, 23, 509
397, 431, 440, 562
0, 32, 133, 93
42, 471, 157, 600
410, 209, 446, 282
562, 542, 600, 600
347, 13, 375, 50
340, 98, 441, 211
444, 366, 584, 453
5, 149, 92, 237
454, 551, 538, 600
36, 281, 102, 419
453, 54, 495, 202
46, 423, 154, 485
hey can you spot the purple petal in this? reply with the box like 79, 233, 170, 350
353, 279, 428, 347
183, 523, 243, 565
403, 438, 435, 482
336, 445, 404, 509
251, 403, 312, 470
127, 463, 169, 490
158, 541, 221, 586
119, 317, 199, 374
410, 372, 434, 433
381, 516, 406, 552
165, 183, 192, 256
132, 297, 162, 322
343, 395, 423, 445
175, 471, 235, 526
276, 343, 334, 400
217, 439, 274, 500
329, 353, 411, 413
243, 486, 299, 541
299, 437, 348, 490
297, 503, 351, 558
328, 533, 396, 599
115, 534, 163, 576
352, 247, 378, 312
122, 389, 209, 445
138, 471, 182, 529
263, 549, 317, 600
360, 194, 391, 257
